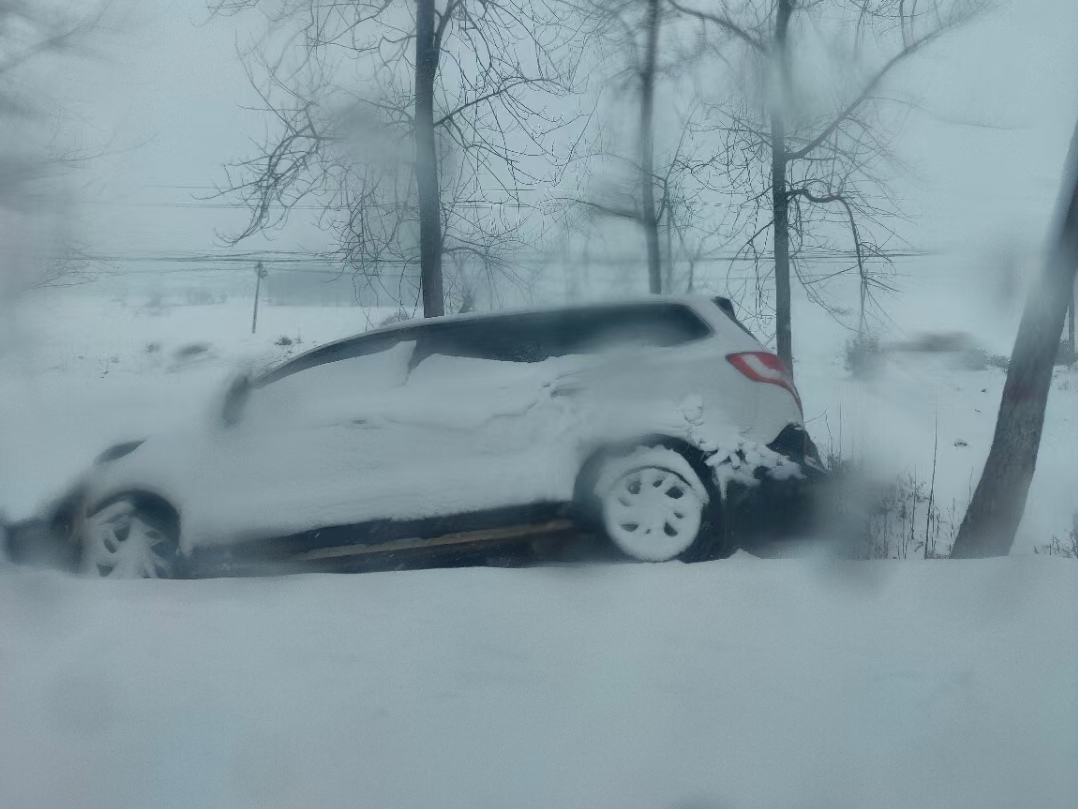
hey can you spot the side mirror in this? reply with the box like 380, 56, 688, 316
221, 373, 252, 428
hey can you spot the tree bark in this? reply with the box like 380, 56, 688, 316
639, 0, 662, 294
414, 0, 444, 317
771, 0, 794, 372
1067, 288, 1076, 358
950, 120, 1078, 558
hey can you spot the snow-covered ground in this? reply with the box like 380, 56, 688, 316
1, 274, 1077, 808
1, 557, 1075, 809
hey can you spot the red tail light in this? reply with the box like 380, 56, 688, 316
726, 352, 802, 411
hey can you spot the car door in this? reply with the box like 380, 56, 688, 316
194, 334, 420, 542
520, 303, 722, 447
389, 317, 586, 515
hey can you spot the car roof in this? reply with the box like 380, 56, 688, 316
358, 293, 718, 338
256, 294, 730, 385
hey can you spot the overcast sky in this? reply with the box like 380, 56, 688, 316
48, 0, 1078, 264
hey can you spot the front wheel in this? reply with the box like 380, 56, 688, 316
79, 498, 179, 579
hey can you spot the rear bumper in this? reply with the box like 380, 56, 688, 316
766, 423, 824, 471
726, 425, 827, 547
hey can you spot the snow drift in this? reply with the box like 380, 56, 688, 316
1, 556, 1074, 809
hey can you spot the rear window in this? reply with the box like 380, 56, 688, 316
712, 296, 755, 337
412, 303, 710, 365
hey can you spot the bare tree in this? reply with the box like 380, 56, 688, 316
638, 0, 663, 292
0, 2, 108, 295
562, 1, 721, 295
669, 0, 981, 372
212, 0, 586, 316
950, 120, 1078, 559
0, 2, 99, 88
567, 122, 727, 296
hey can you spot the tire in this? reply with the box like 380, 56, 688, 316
79, 497, 179, 579
579, 443, 729, 563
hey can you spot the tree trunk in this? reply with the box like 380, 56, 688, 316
1067, 287, 1076, 358
414, 0, 444, 317
664, 196, 674, 292
639, 0, 662, 294
771, 120, 791, 371
771, 0, 794, 372
950, 120, 1078, 558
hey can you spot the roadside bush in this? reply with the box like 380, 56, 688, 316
168, 342, 215, 371
1035, 513, 1078, 558
174, 343, 210, 359
186, 289, 216, 305
844, 334, 882, 379
378, 310, 413, 328
143, 292, 167, 315
958, 347, 989, 371
817, 454, 959, 559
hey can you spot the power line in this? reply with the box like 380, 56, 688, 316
75, 249, 947, 267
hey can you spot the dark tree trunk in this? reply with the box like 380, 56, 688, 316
771, 0, 794, 372
414, 0, 444, 317
1068, 291, 1076, 357
950, 120, 1078, 558
771, 119, 791, 370
639, 0, 662, 294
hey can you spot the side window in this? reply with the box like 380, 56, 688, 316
408, 303, 709, 368
563, 304, 711, 354
259, 331, 412, 387
411, 318, 550, 366
250, 339, 416, 422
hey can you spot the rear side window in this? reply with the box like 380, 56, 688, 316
415, 317, 547, 364
571, 304, 710, 353
412, 303, 710, 365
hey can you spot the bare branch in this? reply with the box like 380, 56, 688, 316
667, 0, 767, 53
789, 184, 869, 330
789, 11, 971, 161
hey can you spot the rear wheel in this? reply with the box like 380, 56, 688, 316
581, 444, 727, 562
79, 498, 179, 579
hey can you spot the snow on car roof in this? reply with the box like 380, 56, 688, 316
258, 294, 726, 382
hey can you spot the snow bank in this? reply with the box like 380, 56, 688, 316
1, 558, 1074, 809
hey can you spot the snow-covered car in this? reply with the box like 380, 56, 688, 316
5, 296, 821, 578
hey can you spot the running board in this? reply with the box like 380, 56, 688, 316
289, 518, 576, 563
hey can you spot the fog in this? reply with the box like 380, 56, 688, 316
1, 1, 1077, 807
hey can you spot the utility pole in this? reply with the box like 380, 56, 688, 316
251, 261, 267, 334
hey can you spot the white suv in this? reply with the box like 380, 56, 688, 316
7, 296, 820, 578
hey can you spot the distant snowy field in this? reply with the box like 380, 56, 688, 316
1, 273, 1076, 808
